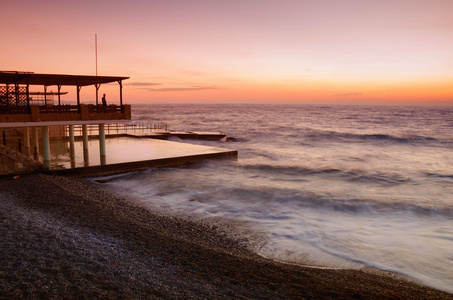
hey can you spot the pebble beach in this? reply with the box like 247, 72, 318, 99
0, 174, 452, 299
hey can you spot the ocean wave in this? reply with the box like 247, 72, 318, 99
425, 172, 453, 180
342, 170, 410, 185
242, 163, 339, 175
306, 130, 438, 144
240, 164, 409, 186
214, 185, 453, 218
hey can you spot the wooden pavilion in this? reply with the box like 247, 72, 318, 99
0, 71, 130, 122
0, 71, 131, 169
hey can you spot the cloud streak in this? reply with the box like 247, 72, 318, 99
126, 82, 161, 87
335, 93, 363, 97
148, 86, 221, 92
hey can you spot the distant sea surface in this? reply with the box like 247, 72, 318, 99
95, 104, 453, 293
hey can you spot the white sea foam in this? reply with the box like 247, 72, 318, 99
96, 104, 453, 293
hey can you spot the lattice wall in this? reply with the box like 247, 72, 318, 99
0, 86, 28, 106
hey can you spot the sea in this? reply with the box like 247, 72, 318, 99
93, 103, 453, 293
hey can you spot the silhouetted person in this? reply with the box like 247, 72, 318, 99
102, 94, 107, 106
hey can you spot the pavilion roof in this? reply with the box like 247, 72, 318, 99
0, 71, 129, 87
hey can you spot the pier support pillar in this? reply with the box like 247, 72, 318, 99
68, 125, 75, 168
99, 123, 106, 165
68, 125, 75, 145
82, 124, 89, 167
23, 127, 31, 157
31, 126, 39, 160
42, 126, 50, 167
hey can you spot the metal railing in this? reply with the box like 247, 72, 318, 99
129, 122, 168, 131
68, 122, 169, 137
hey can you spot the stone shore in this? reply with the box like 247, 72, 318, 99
0, 174, 452, 299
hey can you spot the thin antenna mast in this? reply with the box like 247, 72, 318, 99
95, 33, 98, 76
95, 34, 99, 105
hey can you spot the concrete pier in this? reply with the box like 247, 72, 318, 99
0, 124, 237, 177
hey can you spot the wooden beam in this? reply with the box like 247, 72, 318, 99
15, 83, 19, 105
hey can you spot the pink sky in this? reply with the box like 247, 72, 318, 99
1, 0, 452, 105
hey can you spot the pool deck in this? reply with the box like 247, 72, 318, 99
48, 137, 237, 177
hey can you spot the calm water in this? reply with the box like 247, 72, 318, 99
94, 104, 453, 293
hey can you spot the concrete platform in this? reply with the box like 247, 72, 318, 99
169, 131, 226, 140
48, 137, 237, 177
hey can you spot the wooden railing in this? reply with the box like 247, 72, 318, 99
0, 105, 31, 115
87, 105, 123, 113
39, 105, 79, 113
0, 104, 124, 115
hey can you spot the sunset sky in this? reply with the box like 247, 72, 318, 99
1, 0, 452, 105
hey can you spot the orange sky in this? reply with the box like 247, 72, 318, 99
1, 0, 452, 105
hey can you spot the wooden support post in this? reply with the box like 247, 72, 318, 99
44, 86, 47, 106
118, 80, 123, 111
6, 84, 9, 106
26, 82, 30, 108
58, 85, 62, 106
77, 85, 81, 112
15, 83, 19, 105
95, 84, 100, 106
